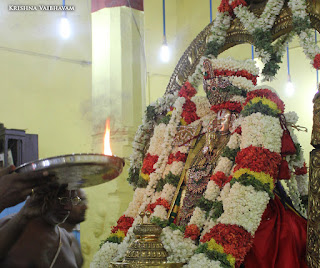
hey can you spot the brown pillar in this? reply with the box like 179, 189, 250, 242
307, 91, 320, 267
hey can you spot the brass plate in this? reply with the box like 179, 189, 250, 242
15, 153, 125, 189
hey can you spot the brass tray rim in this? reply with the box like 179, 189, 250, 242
15, 153, 125, 174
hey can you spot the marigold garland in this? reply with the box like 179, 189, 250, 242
196, 243, 233, 268
230, 175, 274, 198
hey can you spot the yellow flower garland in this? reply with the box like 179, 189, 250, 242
249, 97, 281, 114
109, 230, 125, 239
233, 168, 275, 191
140, 172, 150, 181
207, 239, 236, 267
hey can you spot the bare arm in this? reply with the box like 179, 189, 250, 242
0, 193, 45, 259
0, 167, 53, 213
0, 212, 30, 259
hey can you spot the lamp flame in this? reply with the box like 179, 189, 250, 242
104, 119, 112, 155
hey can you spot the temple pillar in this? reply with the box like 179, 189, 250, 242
81, 1, 145, 266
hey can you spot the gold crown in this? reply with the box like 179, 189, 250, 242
202, 57, 259, 105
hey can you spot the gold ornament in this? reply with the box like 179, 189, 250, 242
111, 212, 184, 268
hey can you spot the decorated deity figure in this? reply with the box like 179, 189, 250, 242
91, 57, 309, 268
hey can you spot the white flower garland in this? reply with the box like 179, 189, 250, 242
191, 96, 212, 118
217, 182, 270, 234
184, 253, 222, 268
288, 0, 320, 64
161, 227, 198, 263
209, 57, 259, 75
240, 113, 283, 153
231, 0, 284, 33
138, 97, 186, 214
90, 242, 119, 268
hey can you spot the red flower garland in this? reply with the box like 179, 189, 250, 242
294, 163, 308, 175
141, 153, 159, 175
181, 99, 200, 124
230, 0, 248, 9
167, 151, 187, 165
201, 223, 253, 262
146, 198, 170, 213
245, 88, 285, 113
210, 171, 232, 188
211, 101, 242, 113
184, 224, 200, 240
233, 126, 242, 135
205, 69, 258, 85
218, 0, 233, 15
111, 215, 134, 235
313, 54, 320, 69
234, 145, 281, 180
179, 81, 197, 99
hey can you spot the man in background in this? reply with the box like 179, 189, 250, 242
60, 189, 88, 267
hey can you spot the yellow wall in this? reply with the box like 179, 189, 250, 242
0, 0, 92, 158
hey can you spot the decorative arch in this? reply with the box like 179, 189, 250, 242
165, 0, 320, 95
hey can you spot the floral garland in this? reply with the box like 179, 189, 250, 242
92, 68, 308, 268
230, 0, 287, 79
288, 0, 320, 69
193, 0, 316, 80
211, 101, 243, 113
91, 0, 313, 263
184, 86, 286, 267
128, 91, 178, 187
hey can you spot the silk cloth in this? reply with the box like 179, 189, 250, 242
244, 195, 308, 268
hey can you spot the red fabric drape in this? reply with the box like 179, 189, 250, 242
244, 195, 308, 268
